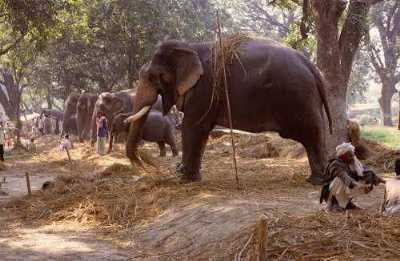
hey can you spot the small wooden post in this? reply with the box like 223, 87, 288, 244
25, 172, 31, 195
65, 147, 71, 162
255, 215, 268, 261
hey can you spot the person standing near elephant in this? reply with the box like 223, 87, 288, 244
96, 112, 108, 155
0, 121, 5, 161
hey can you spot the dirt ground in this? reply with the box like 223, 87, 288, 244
0, 133, 398, 260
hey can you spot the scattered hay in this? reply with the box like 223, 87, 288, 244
4, 167, 202, 230
99, 163, 133, 178
178, 212, 400, 260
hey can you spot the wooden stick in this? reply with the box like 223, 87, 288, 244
65, 147, 72, 162
255, 215, 268, 261
216, 11, 240, 189
25, 172, 31, 195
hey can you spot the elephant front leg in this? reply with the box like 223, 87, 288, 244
157, 142, 166, 157
179, 124, 212, 182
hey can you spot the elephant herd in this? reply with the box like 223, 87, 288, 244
62, 89, 181, 156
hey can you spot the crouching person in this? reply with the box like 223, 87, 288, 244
320, 142, 383, 212
381, 159, 400, 216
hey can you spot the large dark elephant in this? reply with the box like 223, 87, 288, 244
90, 89, 135, 144
109, 111, 178, 156
91, 89, 163, 144
62, 93, 80, 136
40, 109, 63, 134
125, 37, 332, 185
76, 93, 98, 142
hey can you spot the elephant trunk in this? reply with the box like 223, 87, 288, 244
125, 85, 158, 165
77, 112, 84, 142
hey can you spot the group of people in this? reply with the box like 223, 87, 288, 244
59, 111, 108, 156
320, 142, 400, 216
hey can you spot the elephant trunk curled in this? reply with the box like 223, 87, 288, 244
125, 82, 158, 164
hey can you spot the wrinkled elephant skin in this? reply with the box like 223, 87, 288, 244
76, 93, 98, 142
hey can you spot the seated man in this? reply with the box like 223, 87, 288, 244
320, 142, 382, 212
381, 159, 400, 216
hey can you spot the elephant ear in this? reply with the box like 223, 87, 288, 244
172, 47, 203, 96
87, 97, 91, 109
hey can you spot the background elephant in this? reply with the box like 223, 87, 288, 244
125, 37, 332, 185
91, 89, 135, 144
91, 89, 163, 144
40, 108, 63, 134
76, 93, 98, 142
62, 93, 80, 136
109, 111, 178, 157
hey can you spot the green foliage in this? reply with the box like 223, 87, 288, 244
284, 23, 316, 58
347, 48, 371, 105
361, 126, 400, 149
25, 0, 224, 104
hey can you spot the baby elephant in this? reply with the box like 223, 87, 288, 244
109, 111, 178, 157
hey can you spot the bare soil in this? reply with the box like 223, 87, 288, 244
0, 133, 396, 260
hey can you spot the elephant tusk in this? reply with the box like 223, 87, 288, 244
124, 106, 151, 124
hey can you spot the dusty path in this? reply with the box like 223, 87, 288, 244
0, 222, 132, 261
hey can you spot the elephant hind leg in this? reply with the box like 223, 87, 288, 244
301, 128, 328, 185
157, 142, 166, 157
166, 128, 178, 157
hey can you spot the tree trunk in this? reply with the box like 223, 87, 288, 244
46, 89, 53, 109
311, 0, 373, 155
398, 91, 400, 130
378, 78, 396, 126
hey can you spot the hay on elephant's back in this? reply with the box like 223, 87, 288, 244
211, 33, 251, 100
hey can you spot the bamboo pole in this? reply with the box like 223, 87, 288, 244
65, 147, 71, 162
216, 11, 240, 189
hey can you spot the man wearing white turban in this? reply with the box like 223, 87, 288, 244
320, 142, 381, 212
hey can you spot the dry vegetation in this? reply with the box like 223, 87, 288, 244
1, 131, 400, 260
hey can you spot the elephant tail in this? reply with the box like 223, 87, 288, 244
304, 59, 333, 135
316, 71, 333, 135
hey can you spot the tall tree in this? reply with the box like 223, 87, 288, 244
306, 0, 382, 148
367, 1, 400, 126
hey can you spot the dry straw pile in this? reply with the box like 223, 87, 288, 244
180, 212, 400, 260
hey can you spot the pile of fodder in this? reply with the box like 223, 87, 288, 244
182, 212, 400, 260
208, 132, 306, 159
4, 162, 209, 230
238, 134, 306, 159
364, 147, 400, 172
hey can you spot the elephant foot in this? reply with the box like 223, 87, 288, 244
176, 163, 201, 183
179, 173, 202, 183
306, 175, 325, 185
